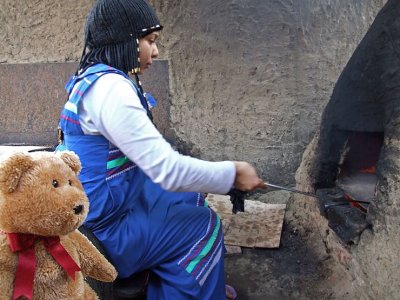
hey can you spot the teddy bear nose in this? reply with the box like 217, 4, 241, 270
73, 204, 84, 215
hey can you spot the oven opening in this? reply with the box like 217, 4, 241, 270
316, 131, 383, 244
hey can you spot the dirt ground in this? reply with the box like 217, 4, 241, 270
224, 191, 339, 300
225, 222, 333, 300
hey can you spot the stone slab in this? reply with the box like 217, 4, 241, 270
225, 245, 242, 256
0, 60, 171, 145
0, 145, 52, 158
206, 194, 286, 248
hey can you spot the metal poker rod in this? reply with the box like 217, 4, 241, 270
264, 182, 370, 205
264, 182, 320, 199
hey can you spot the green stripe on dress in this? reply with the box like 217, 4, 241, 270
107, 156, 130, 170
185, 216, 221, 273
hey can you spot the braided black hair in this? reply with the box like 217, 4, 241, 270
78, 0, 162, 75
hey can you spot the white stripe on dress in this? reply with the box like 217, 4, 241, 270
64, 101, 78, 114
199, 246, 222, 286
178, 209, 213, 265
196, 237, 223, 282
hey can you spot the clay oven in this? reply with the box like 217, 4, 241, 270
293, 1, 400, 298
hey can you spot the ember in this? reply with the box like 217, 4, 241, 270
315, 131, 382, 244
359, 165, 376, 174
316, 187, 370, 244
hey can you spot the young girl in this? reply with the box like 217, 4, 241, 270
58, 0, 264, 299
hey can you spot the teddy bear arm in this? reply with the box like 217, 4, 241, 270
70, 230, 117, 282
0, 242, 17, 299
0, 270, 14, 299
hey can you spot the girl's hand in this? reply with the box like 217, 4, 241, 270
233, 161, 266, 192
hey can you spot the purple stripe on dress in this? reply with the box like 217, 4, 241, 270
198, 242, 223, 286
197, 237, 223, 283
178, 210, 213, 266
106, 161, 134, 176
179, 211, 217, 269
106, 165, 136, 181
108, 151, 124, 161
196, 193, 205, 207
191, 225, 223, 276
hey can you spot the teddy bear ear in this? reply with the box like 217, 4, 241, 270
57, 151, 82, 175
0, 152, 35, 193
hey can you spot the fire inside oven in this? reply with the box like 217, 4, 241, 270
316, 131, 383, 244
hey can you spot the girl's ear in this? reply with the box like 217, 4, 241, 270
0, 153, 35, 193
57, 151, 82, 175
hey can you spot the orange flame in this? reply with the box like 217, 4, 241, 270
359, 165, 376, 174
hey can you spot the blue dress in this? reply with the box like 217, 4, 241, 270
58, 64, 226, 299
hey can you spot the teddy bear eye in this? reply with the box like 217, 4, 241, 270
52, 180, 59, 188
68, 179, 72, 186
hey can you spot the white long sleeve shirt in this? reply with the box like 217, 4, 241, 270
78, 73, 235, 194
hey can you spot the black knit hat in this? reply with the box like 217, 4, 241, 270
78, 0, 162, 74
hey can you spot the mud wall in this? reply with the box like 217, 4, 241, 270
0, 0, 385, 184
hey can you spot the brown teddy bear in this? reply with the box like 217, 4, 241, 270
0, 151, 117, 300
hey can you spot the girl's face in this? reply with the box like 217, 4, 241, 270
138, 32, 160, 73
